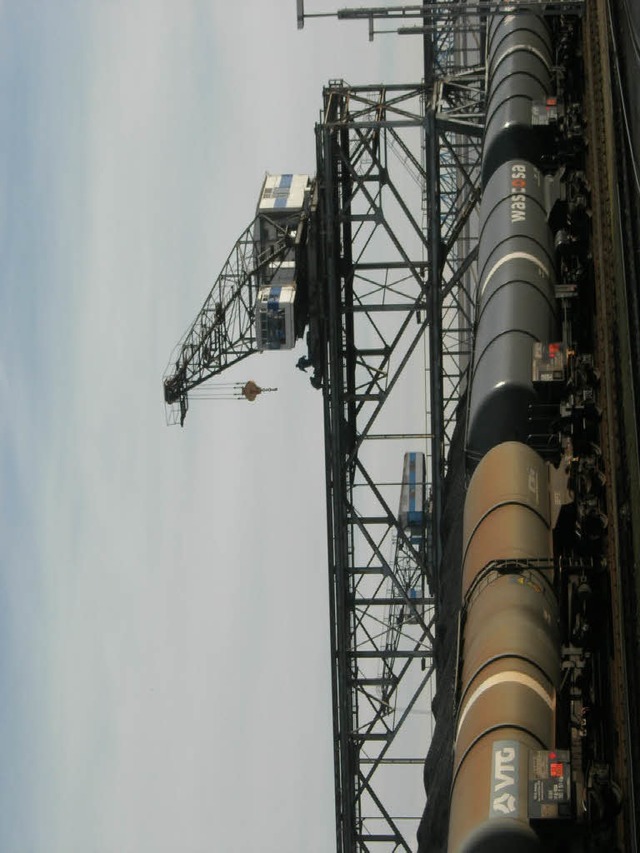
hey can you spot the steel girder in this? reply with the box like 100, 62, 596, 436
316, 75, 483, 852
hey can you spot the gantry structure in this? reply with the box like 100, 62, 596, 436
312, 9, 485, 849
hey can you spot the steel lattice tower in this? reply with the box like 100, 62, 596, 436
313, 26, 484, 843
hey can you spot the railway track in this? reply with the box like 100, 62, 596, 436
583, 0, 639, 848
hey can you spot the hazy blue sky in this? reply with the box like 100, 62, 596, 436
0, 2, 422, 850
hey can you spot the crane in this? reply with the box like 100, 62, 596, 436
163, 174, 315, 425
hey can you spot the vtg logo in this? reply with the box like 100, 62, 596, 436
493, 792, 517, 814
490, 742, 519, 817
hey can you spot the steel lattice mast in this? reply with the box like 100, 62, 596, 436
314, 63, 484, 846
163, 197, 311, 425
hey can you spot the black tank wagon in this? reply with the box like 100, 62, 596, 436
466, 159, 559, 460
482, 12, 555, 184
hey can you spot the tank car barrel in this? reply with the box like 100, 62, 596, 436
466, 160, 559, 459
434, 5, 613, 851
482, 13, 554, 185
448, 444, 559, 853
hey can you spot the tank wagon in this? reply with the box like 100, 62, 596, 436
443, 8, 621, 852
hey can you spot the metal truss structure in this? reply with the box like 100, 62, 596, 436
315, 56, 484, 849
332, 0, 584, 38
162, 213, 301, 425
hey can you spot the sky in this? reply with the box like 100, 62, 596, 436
0, 2, 423, 851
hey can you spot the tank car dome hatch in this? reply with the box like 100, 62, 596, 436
482, 12, 554, 186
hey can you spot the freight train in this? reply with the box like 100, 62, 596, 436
439, 7, 623, 853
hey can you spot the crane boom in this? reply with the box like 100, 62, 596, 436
163, 174, 314, 425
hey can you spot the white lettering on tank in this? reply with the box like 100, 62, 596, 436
491, 746, 519, 815
510, 164, 527, 222
494, 746, 516, 791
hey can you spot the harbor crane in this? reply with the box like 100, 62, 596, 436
163, 174, 315, 425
